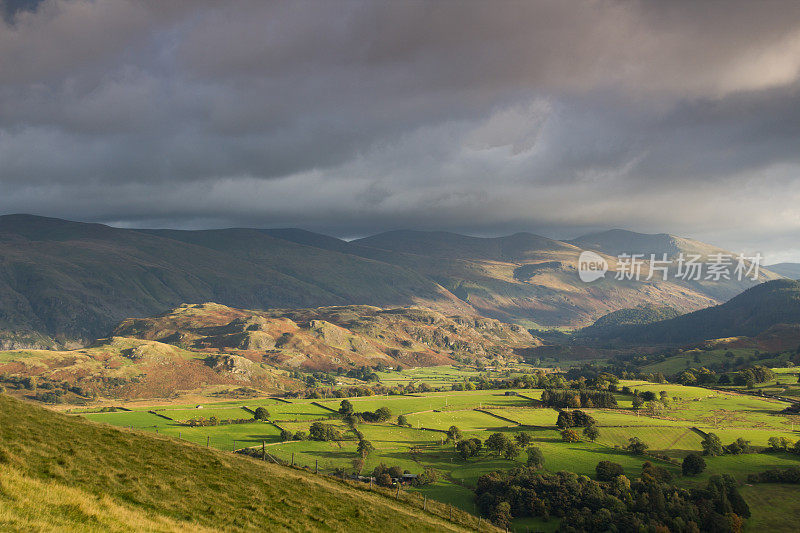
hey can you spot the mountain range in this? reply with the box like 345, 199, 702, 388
0, 214, 787, 348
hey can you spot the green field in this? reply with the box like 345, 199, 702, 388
75, 371, 800, 532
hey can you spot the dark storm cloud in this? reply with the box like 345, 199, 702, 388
1, 0, 800, 260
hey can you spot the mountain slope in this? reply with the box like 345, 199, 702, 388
0, 394, 477, 532
601, 279, 800, 345
768, 263, 800, 280
348, 229, 754, 326
0, 215, 468, 348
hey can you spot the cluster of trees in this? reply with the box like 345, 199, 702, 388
186, 416, 254, 427
730, 365, 775, 387
345, 366, 381, 382
456, 437, 484, 460
451, 430, 536, 461
0, 375, 99, 402
280, 428, 308, 441
484, 433, 522, 459
766, 436, 800, 453
338, 400, 392, 422
540, 390, 617, 409
308, 422, 342, 441
701, 433, 754, 456
747, 466, 800, 484
369, 463, 438, 487
556, 410, 596, 428
359, 407, 392, 423
475, 464, 749, 531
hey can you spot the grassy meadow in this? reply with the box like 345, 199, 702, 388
65, 366, 800, 531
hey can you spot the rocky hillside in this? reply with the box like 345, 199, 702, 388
0, 336, 300, 402
0, 302, 536, 401
113, 302, 538, 370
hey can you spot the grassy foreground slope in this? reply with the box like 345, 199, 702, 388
0, 395, 478, 532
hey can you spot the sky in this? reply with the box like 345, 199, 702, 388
2, 1, 800, 262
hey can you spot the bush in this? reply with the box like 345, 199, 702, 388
595, 461, 623, 481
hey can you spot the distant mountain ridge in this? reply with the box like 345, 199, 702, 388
768, 263, 800, 280
568, 229, 730, 258
0, 214, 786, 347
593, 279, 800, 345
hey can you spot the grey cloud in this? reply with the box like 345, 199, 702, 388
1, 0, 800, 261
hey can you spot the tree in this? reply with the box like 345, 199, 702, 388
280, 429, 293, 441
446, 425, 463, 442
338, 399, 354, 416
583, 425, 600, 442
397, 414, 410, 427
556, 410, 574, 428
526, 446, 544, 468
595, 460, 623, 481
642, 461, 672, 483
682, 453, 706, 476
626, 437, 648, 455
502, 441, 520, 460
485, 432, 511, 455
374, 406, 392, 422
632, 395, 644, 410
514, 432, 532, 447
701, 432, 724, 456
253, 407, 270, 420
560, 429, 580, 443
358, 439, 375, 458
456, 439, 478, 460
490, 501, 512, 528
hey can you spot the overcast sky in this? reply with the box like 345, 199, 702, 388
2, 1, 800, 262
